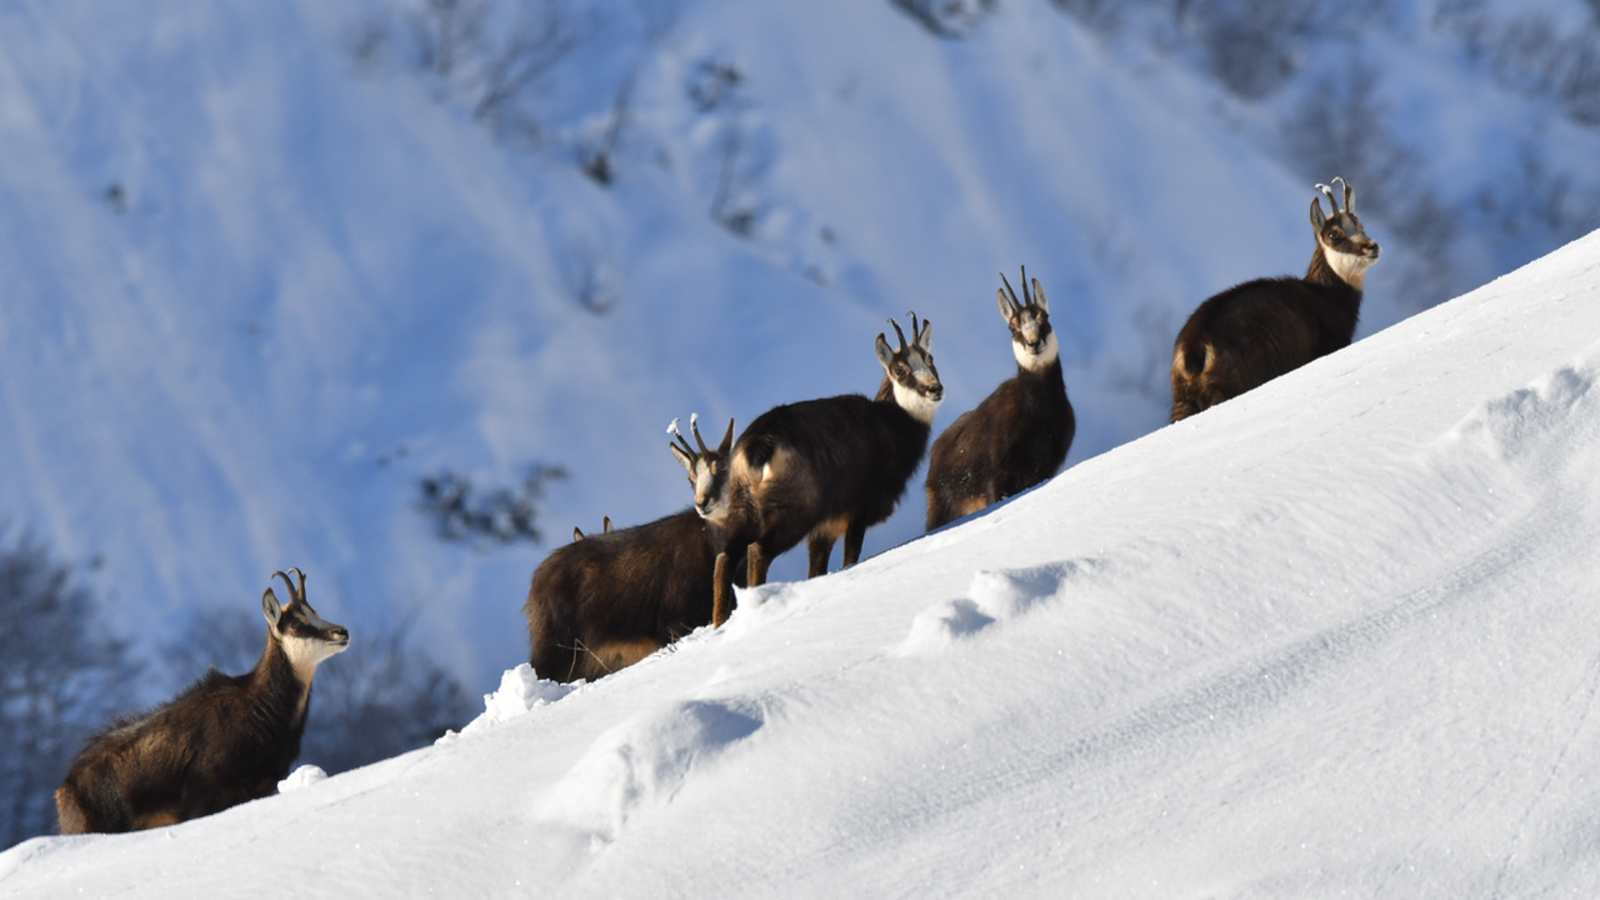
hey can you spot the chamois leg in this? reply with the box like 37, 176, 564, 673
842, 520, 867, 568
807, 533, 835, 578
711, 552, 731, 627
747, 542, 772, 587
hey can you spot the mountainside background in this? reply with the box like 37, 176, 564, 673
2, 0, 1599, 849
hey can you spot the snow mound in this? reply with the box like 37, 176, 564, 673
276, 765, 327, 794
535, 698, 764, 847
455, 664, 578, 739
896, 559, 1102, 655
1443, 347, 1600, 466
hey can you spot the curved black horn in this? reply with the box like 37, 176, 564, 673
1331, 176, 1352, 213
667, 417, 698, 458
907, 310, 922, 342
999, 270, 1023, 311
272, 570, 301, 604
888, 317, 909, 352
689, 413, 709, 453
1315, 182, 1340, 213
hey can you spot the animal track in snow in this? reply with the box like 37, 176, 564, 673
894, 559, 1102, 656
534, 698, 763, 847
1441, 355, 1600, 467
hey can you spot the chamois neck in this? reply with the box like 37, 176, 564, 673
876, 376, 938, 426
1016, 354, 1065, 388
874, 376, 894, 404
1306, 244, 1367, 292
250, 636, 315, 728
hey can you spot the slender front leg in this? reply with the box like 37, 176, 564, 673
711, 551, 731, 627
807, 534, 835, 578
747, 542, 771, 586
842, 520, 867, 568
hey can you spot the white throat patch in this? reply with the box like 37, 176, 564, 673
278, 606, 348, 675
892, 381, 940, 425
1321, 244, 1376, 288
1012, 331, 1060, 372
280, 632, 347, 674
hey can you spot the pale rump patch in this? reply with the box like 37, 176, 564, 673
1321, 244, 1376, 288
132, 810, 182, 831
583, 638, 662, 676
812, 515, 850, 541
55, 787, 89, 835
955, 496, 992, 519
1012, 331, 1060, 372
1171, 341, 1214, 379
733, 446, 792, 509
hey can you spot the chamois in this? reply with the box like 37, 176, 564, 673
1170, 177, 1380, 422
525, 505, 742, 681
925, 267, 1075, 530
670, 313, 943, 622
55, 569, 348, 834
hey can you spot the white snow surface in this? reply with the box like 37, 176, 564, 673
6, 221, 1600, 894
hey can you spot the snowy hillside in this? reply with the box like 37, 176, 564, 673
6, 225, 1600, 895
0, 0, 1462, 692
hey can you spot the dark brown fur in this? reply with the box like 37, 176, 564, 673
926, 270, 1075, 530
55, 577, 347, 835
523, 510, 743, 682
721, 379, 935, 583
926, 360, 1073, 529
1170, 180, 1379, 422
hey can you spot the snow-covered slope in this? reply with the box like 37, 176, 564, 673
0, 0, 1428, 689
6, 229, 1600, 896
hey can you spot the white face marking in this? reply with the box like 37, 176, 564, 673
892, 380, 940, 424
279, 607, 348, 672
1321, 243, 1376, 287
1012, 330, 1060, 372
694, 460, 714, 503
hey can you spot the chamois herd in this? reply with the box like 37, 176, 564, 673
52, 178, 1379, 836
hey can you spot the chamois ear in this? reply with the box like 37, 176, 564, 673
261, 588, 283, 627
602, 515, 613, 534
915, 319, 933, 352
717, 418, 735, 456
996, 288, 1016, 324
572, 526, 585, 543
668, 442, 695, 477
874, 333, 896, 368
1030, 278, 1049, 314
1310, 197, 1327, 230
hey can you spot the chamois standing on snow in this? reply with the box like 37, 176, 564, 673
54, 570, 348, 834
1170, 177, 1381, 422
671, 313, 943, 624
925, 267, 1075, 530
525, 504, 742, 681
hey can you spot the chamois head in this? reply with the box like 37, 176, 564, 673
260, 568, 350, 673
1310, 177, 1381, 285
668, 414, 736, 519
875, 313, 943, 424
996, 266, 1059, 372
